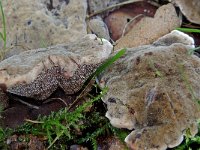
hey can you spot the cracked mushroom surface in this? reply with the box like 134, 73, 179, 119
100, 30, 200, 150
0, 34, 113, 100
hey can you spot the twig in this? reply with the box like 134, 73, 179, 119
44, 97, 68, 107
25, 119, 44, 124
88, 0, 143, 18
12, 96, 39, 109
146, 0, 160, 7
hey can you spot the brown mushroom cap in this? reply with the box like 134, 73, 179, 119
100, 30, 200, 150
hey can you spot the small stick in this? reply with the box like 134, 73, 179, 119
44, 97, 68, 107
12, 96, 39, 109
88, 0, 143, 18
25, 119, 44, 124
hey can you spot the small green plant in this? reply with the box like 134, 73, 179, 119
39, 87, 108, 149
77, 112, 129, 150
0, 87, 129, 150
78, 118, 110, 149
0, 88, 108, 149
0, 0, 6, 49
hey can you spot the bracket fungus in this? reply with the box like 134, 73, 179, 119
100, 30, 200, 150
170, 0, 200, 24
0, 34, 113, 100
0, 0, 88, 52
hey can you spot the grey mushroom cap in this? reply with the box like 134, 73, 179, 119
0, 34, 113, 100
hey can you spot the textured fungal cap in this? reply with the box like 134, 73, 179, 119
0, 0, 88, 56
0, 34, 113, 100
100, 30, 200, 150
170, 0, 200, 24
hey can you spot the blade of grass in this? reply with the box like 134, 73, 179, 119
0, 0, 6, 48
79, 48, 126, 95
94, 48, 126, 76
88, 0, 143, 18
176, 28, 200, 33
0, 32, 3, 40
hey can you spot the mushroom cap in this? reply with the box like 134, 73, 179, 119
170, 0, 200, 24
0, 0, 88, 52
100, 30, 200, 149
0, 34, 113, 100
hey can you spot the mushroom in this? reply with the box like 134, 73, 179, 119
0, 34, 113, 100
0, 0, 88, 53
170, 0, 200, 24
100, 30, 200, 149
